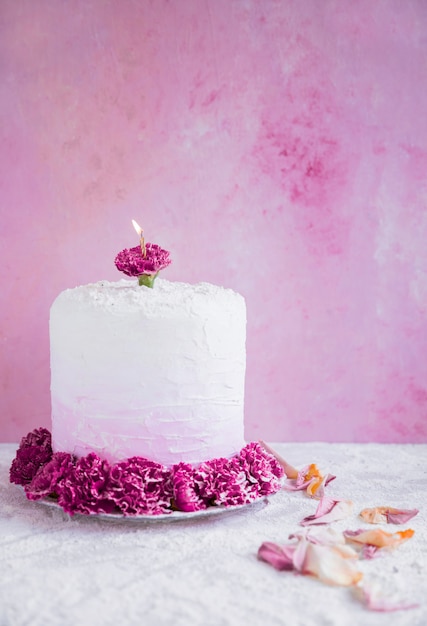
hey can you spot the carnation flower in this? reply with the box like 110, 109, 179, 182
10, 428, 283, 516
238, 442, 284, 497
25, 452, 74, 501
198, 443, 284, 506
172, 463, 208, 512
10, 428, 53, 486
199, 456, 254, 506
19, 428, 52, 450
114, 243, 171, 287
57, 453, 117, 515
107, 457, 173, 515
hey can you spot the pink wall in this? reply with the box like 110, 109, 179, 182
1, 0, 427, 444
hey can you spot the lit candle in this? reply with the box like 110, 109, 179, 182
114, 221, 172, 288
131, 219, 146, 259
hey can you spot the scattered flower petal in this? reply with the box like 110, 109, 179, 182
301, 540, 362, 586
291, 526, 345, 546
282, 463, 335, 498
355, 581, 419, 612
361, 545, 381, 560
360, 506, 419, 525
344, 528, 415, 550
386, 509, 418, 524
302, 528, 360, 560
301, 496, 353, 526
258, 529, 362, 587
308, 473, 336, 498
257, 542, 296, 571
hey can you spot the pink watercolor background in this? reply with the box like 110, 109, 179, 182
1, 0, 427, 444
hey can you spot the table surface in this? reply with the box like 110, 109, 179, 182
1, 442, 426, 626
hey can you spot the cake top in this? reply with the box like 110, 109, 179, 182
51, 278, 246, 318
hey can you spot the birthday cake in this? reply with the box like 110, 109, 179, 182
50, 278, 247, 465
10, 237, 283, 516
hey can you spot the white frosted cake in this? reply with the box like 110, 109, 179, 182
11, 270, 283, 515
50, 278, 247, 466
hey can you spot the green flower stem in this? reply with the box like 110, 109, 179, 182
138, 272, 159, 288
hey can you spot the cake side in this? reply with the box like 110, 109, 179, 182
50, 278, 246, 465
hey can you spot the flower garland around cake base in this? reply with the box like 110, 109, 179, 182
9, 428, 284, 516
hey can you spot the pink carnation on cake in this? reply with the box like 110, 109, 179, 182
115, 243, 171, 287
115, 221, 171, 287
115, 243, 171, 278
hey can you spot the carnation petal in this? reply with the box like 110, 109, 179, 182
283, 463, 336, 499
257, 542, 296, 571
386, 508, 419, 524
344, 528, 415, 549
302, 542, 362, 586
355, 582, 419, 612
301, 497, 353, 526
308, 473, 336, 499
360, 506, 419, 525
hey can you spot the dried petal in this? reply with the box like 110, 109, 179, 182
258, 528, 362, 586
302, 542, 362, 586
257, 542, 296, 571
282, 462, 335, 498
386, 509, 418, 524
361, 545, 381, 560
292, 535, 309, 571
301, 497, 353, 526
344, 528, 415, 549
308, 473, 336, 499
292, 526, 346, 546
360, 506, 419, 525
355, 582, 419, 612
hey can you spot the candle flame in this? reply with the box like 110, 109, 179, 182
132, 219, 143, 237
131, 219, 146, 258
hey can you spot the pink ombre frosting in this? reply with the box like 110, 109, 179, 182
50, 278, 246, 465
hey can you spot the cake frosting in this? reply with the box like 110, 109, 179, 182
10, 276, 285, 516
50, 278, 247, 465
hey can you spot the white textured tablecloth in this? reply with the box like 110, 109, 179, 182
1, 442, 426, 626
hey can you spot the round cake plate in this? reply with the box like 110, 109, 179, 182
35, 495, 268, 523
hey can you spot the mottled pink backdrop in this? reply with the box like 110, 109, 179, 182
1, 0, 427, 443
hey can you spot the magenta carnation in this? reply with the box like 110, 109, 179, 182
108, 457, 173, 515
25, 452, 74, 501
10, 429, 284, 516
172, 463, 208, 512
198, 443, 284, 506
238, 442, 284, 497
19, 428, 52, 449
115, 243, 171, 278
199, 457, 255, 506
10, 428, 53, 485
56, 453, 117, 515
